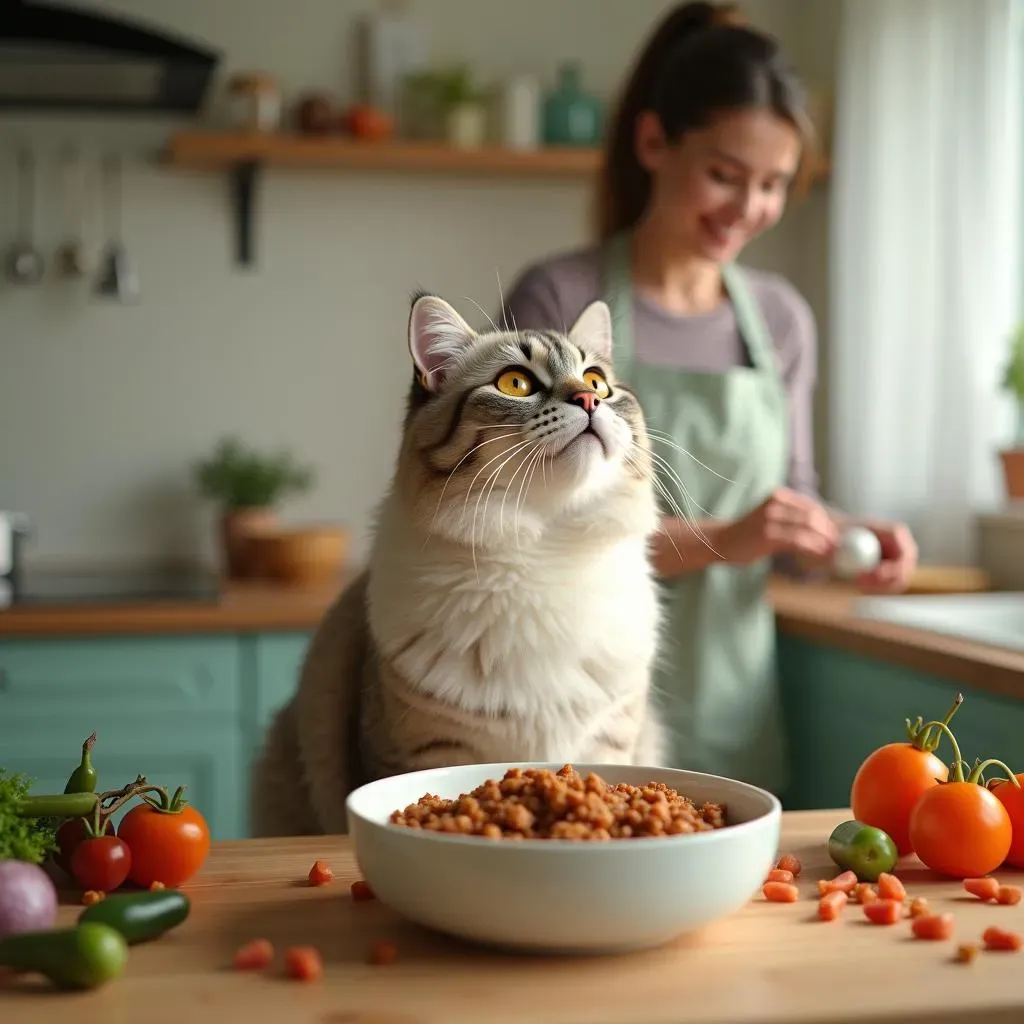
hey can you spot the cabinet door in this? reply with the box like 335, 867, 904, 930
244, 632, 312, 743
0, 636, 245, 840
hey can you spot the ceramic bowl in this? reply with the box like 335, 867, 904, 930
346, 762, 781, 954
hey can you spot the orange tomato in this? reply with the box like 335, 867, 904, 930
117, 800, 210, 889
989, 773, 1024, 869
850, 742, 948, 856
908, 781, 1012, 878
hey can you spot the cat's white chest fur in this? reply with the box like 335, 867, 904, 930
366, 501, 660, 729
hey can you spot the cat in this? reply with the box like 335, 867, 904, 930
249, 291, 666, 837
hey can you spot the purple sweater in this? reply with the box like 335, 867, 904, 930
500, 245, 821, 499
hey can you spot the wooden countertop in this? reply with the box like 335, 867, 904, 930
5, 809, 1024, 1023
1, 571, 1021, 698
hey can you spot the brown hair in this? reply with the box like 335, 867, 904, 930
594, 2, 815, 241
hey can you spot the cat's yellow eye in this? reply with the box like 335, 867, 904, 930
583, 369, 611, 399
495, 368, 534, 398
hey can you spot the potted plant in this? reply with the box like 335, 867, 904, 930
401, 65, 490, 146
999, 323, 1024, 500
193, 436, 316, 578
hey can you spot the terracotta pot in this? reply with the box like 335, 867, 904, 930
248, 525, 349, 587
999, 449, 1024, 500
219, 507, 277, 579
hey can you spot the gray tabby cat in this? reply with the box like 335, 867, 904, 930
250, 292, 665, 837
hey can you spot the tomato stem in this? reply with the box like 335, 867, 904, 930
921, 721, 967, 780
969, 758, 1020, 787
911, 693, 963, 753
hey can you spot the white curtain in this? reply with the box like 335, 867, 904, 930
828, 0, 1023, 564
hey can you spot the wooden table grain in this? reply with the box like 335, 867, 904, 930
3, 809, 1022, 1024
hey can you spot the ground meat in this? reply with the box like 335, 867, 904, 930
387, 764, 727, 840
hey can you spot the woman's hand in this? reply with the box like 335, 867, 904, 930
850, 519, 918, 593
717, 487, 840, 565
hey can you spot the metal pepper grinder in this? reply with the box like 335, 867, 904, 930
94, 152, 140, 302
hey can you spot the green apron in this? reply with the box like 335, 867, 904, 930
602, 233, 790, 794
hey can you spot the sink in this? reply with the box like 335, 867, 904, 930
854, 592, 1024, 653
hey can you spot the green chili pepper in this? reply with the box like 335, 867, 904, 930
17, 791, 99, 820
64, 731, 98, 794
0, 922, 128, 990
78, 889, 190, 945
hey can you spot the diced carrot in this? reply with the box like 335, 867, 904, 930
908, 897, 930, 918
997, 885, 1022, 906
963, 877, 1000, 902
818, 870, 858, 895
852, 883, 877, 905
762, 880, 799, 903
863, 899, 903, 925
766, 868, 794, 884
367, 940, 398, 966
234, 938, 274, 971
776, 853, 802, 877
818, 889, 847, 921
307, 859, 334, 886
285, 945, 323, 981
81, 890, 104, 906
911, 913, 955, 941
877, 872, 906, 902
983, 926, 1023, 952
149, 880, 166, 891
351, 879, 376, 901
956, 942, 979, 963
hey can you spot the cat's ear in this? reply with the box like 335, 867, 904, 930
568, 300, 613, 361
408, 294, 477, 390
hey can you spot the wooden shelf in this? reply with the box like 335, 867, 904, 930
166, 131, 600, 178
163, 131, 602, 267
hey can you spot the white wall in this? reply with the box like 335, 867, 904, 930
0, 0, 834, 569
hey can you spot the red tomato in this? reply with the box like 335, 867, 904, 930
117, 802, 210, 888
909, 781, 1013, 878
71, 834, 132, 892
54, 816, 113, 876
989, 773, 1024, 869
850, 742, 948, 856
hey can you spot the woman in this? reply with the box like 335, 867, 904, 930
501, 1, 918, 796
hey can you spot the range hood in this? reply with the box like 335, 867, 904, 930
0, 0, 221, 113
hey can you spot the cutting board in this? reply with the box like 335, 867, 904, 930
907, 564, 992, 594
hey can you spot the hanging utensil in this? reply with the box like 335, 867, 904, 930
54, 146, 87, 280
4, 148, 45, 284
95, 151, 139, 302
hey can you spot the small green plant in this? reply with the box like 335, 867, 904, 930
1002, 324, 1024, 445
193, 436, 315, 510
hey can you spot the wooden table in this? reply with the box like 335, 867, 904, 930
4, 809, 1023, 1023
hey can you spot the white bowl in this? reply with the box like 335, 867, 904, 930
346, 762, 781, 955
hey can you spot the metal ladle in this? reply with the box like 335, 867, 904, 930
5, 148, 45, 284
94, 152, 139, 302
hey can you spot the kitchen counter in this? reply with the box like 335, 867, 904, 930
5, 809, 1023, 1023
1, 572, 1021, 698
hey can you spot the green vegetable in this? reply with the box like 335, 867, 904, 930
0, 768, 101, 865
0, 922, 128, 990
64, 732, 98, 794
78, 889, 190, 944
828, 819, 899, 882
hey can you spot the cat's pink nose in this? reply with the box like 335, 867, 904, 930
570, 391, 600, 414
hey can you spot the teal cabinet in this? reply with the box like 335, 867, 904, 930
777, 633, 1024, 811
0, 631, 312, 841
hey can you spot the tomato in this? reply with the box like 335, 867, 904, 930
909, 781, 1013, 878
850, 743, 948, 856
849, 694, 962, 855
989, 773, 1024, 869
117, 798, 210, 889
71, 834, 132, 892
54, 816, 114, 876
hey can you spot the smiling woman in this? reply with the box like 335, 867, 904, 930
501, 1, 919, 798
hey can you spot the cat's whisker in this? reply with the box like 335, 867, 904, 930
516, 446, 546, 545
461, 294, 501, 336
499, 442, 540, 540
470, 441, 535, 577
642, 445, 717, 521
643, 429, 736, 485
425, 431, 521, 547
